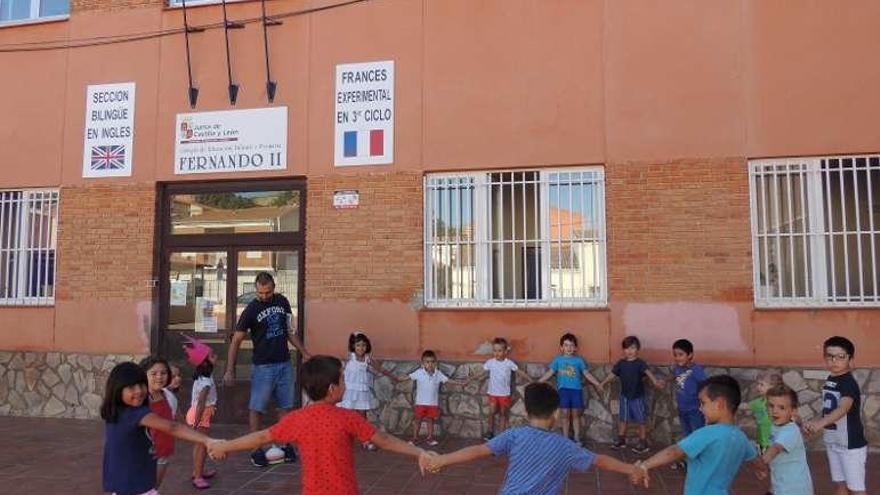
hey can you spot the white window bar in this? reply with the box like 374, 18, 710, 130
0, 189, 58, 306
749, 156, 880, 307
425, 168, 606, 308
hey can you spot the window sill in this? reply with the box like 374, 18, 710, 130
423, 302, 609, 312
0, 299, 55, 307
754, 301, 880, 310
0, 14, 69, 29
165, 0, 252, 10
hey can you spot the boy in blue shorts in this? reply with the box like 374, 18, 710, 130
635, 375, 767, 494
601, 336, 664, 453
423, 382, 645, 495
539, 332, 602, 446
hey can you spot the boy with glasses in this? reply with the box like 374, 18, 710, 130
804, 336, 867, 495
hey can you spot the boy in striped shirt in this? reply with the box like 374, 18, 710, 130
423, 382, 642, 495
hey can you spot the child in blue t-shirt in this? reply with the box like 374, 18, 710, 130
762, 384, 813, 495
538, 332, 602, 446
422, 382, 644, 495
102, 362, 218, 495
670, 340, 707, 434
635, 375, 767, 495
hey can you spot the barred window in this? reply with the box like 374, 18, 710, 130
424, 168, 607, 307
749, 156, 880, 307
0, 190, 59, 305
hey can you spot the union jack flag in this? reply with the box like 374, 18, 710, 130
90, 145, 126, 170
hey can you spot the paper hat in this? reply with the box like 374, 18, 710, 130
182, 335, 211, 367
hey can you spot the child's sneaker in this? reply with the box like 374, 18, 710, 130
425, 438, 440, 447
363, 441, 377, 451
610, 436, 626, 449
282, 444, 297, 463
265, 445, 286, 465
670, 460, 687, 472
191, 477, 210, 489
631, 440, 650, 454
482, 432, 494, 441
250, 448, 269, 467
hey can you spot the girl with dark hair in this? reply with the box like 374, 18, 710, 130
101, 361, 215, 495
339, 331, 395, 451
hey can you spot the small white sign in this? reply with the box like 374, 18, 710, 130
334, 60, 394, 166
170, 281, 188, 306
175, 107, 287, 175
333, 190, 359, 209
195, 297, 218, 333
83, 82, 136, 178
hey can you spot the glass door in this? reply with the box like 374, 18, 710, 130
157, 179, 306, 424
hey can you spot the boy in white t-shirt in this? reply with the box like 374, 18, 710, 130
393, 350, 465, 446
469, 337, 533, 440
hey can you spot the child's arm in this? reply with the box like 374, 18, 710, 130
467, 369, 488, 383
369, 359, 401, 381
538, 368, 556, 383
370, 431, 427, 459
515, 368, 532, 383
804, 396, 853, 435
644, 369, 665, 389
760, 443, 784, 465
208, 429, 274, 460
638, 444, 686, 471
424, 444, 493, 472
599, 373, 616, 389
593, 455, 643, 485
141, 412, 213, 446
582, 370, 602, 392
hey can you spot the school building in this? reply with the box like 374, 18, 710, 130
0, 0, 878, 446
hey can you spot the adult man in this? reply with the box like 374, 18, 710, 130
224, 271, 311, 467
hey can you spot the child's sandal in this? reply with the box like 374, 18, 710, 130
191, 477, 210, 489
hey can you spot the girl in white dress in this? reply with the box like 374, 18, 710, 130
338, 331, 393, 450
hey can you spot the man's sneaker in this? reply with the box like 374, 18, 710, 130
250, 448, 269, 468
282, 444, 297, 463
265, 446, 286, 465
610, 437, 626, 449
632, 441, 650, 454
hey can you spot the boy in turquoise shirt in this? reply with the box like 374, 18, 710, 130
538, 332, 602, 445
634, 375, 767, 494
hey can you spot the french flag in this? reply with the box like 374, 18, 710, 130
343, 130, 384, 158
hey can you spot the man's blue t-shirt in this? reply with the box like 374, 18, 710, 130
678, 423, 757, 495
488, 426, 595, 495
769, 421, 814, 495
550, 355, 587, 390
672, 363, 706, 412
103, 405, 155, 495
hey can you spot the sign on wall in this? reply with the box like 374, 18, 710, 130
174, 107, 287, 175
334, 60, 394, 166
82, 82, 136, 178
333, 190, 359, 209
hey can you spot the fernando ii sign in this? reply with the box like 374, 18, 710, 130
174, 107, 287, 175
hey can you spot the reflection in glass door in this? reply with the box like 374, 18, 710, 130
167, 251, 228, 336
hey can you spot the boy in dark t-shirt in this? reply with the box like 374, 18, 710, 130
804, 336, 867, 495
601, 336, 664, 453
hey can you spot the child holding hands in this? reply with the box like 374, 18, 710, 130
538, 332, 602, 445
601, 336, 664, 453
208, 355, 432, 495
470, 337, 533, 440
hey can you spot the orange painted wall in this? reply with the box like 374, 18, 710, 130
0, 1, 879, 365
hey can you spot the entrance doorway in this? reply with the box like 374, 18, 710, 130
157, 179, 305, 423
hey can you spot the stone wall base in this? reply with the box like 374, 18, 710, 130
364, 360, 880, 449
3, 351, 878, 449
0, 351, 142, 419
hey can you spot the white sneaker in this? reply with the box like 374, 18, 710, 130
265, 446, 285, 465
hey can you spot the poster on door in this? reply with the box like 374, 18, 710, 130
195, 297, 218, 333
